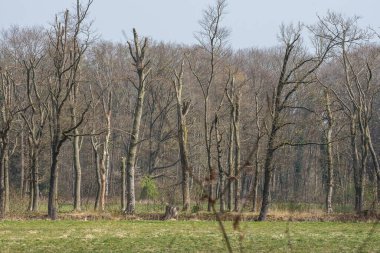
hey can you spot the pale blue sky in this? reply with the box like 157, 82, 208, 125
0, 0, 378, 49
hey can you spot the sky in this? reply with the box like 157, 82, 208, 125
0, 0, 379, 49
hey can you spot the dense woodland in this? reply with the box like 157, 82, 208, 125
0, 0, 379, 221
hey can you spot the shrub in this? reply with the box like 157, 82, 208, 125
140, 176, 158, 201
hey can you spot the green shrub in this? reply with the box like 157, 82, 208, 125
140, 176, 158, 200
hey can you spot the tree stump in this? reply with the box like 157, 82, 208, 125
163, 204, 179, 220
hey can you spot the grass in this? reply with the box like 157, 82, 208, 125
0, 220, 379, 252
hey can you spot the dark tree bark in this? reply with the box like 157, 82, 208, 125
0, 69, 18, 219
252, 91, 264, 212
92, 142, 101, 211
71, 99, 82, 211
227, 109, 234, 212
258, 24, 333, 221
214, 115, 225, 212
172, 61, 191, 212
47, 0, 92, 219
233, 93, 241, 212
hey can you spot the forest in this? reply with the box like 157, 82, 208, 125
0, 0, 379, 226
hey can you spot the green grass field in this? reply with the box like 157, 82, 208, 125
0, 220, 379, 252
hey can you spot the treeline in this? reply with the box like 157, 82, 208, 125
0, 0, 379, 221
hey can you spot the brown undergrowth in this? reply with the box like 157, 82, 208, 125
4, 210, 379, 222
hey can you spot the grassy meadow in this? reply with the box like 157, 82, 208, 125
0, 220, 379, 252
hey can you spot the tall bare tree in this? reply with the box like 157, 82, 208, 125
323, 89, 334, 213
172, 60, 191, 211
124, 28, 150, 214
88, 42, 117, 211
226, 76, 242, 212
315, 12, 380, 212
46, 0, 93, 219
189, 0, 229, 211
0, 69, 19, 218
258, 23, 334, 220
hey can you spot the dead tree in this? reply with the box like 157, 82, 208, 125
163, 204, 179, 220
324, 89, 334, 214
226, 76, 242, 212
251, 90, 265, 212
124, 28, 151, 214
88, 42, 118, 211
172, 60, 191, 211
214, 114, 225, 212
89, 83, 110, 212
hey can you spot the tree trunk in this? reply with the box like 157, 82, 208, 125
258, 151, 273, 221
258, 123, 276, 221
366, 126, 380, 205
0, 143, 6, 219
103, 113, 111, 203
350, 114, 363, 213
178, 106, 191, 211
121, 157, 126, 211
4, 150, 9, 213
125, 28, 149, 214
31, 150, 39, 212
227, 107, 234, 211
33, 160, 39, 212
215, 116, 225, 212
204, 99, 214, 212
179, 120, 191, 212
325, 90, 334, 214
378, 177, 380, 204
100, 157, 106, 211
125, 86, 145, 214
163, 204, 179, 220
20, 130, 25, 197
126, 154, 136, 214
28, 169, 34, 212
48, 149, 59, 220
252, 156, 259, 212
93, 146, 101, 211
172, 64, 191, 212
73, 129, 82, 211
233, 94, 241, 212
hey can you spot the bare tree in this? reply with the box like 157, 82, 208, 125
0, 69, 19, 218
15, 27, 47, 212
172, 60, 191, 211
88, 41, 118, 211
70, 85, 83, 211
225, 76, 242, 212
251, 89, 265, 212
258, 23, 334, 221
315, 12, 380, 212
189, 0, 230, 211
323, 88, 334, 213
46, 0, 93, 219
124, 28, 151, 214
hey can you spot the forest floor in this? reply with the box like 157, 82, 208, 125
0, 220, 379, 252
7, 200, 380, 222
